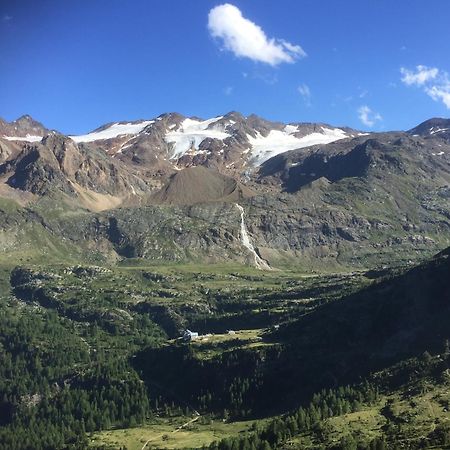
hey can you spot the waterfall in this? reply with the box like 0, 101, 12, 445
235, 204, 271, 270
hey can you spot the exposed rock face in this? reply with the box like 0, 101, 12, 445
0, 115, 450, 269
0, 115, 50, 141
258, 131, 450, 191
0, 112, 358, 206
0, 137, 22, 164
69, 111, 357, 178
0, 134, 151, 209
408, 117, 450, 142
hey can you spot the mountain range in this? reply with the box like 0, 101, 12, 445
1, 112, 450, 269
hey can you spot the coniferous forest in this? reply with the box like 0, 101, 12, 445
0, 251, 450, 449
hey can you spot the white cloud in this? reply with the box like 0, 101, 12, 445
223, 86, 233, 96
358, 105, 382, 127
400, 65, 450, 109
2, 14, 12, 22
400, 65, 439, 86
297, 83, 311, 106
208, 4, 306, 66
425, 84, 450, 109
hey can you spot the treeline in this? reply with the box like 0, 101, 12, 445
207, 382, 381, 450
0, 362, 150, 449
12, 274, 166, 346
0, 303, 160, 450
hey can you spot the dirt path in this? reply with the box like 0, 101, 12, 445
174, 415, 200, 433
141, 415, 200, 450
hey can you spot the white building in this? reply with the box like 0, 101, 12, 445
183, 329, 199, 341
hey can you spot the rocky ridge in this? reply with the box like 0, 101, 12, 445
0, 113, 449, 269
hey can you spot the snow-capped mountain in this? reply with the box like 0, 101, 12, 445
0, 111, 364, 211
0, 115, 49, 142
69, 120, 155, 143
1, 114, 450, 269
1, 112, 360, 177
65, 112, 358, 173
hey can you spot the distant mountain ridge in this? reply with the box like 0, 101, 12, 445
408, 117, 450, 142
1, 112, 358, 176
67, 111, 356, 167
0, 115, 50, 142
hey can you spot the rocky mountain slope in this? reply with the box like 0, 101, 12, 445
408, 117, 450, 142
0, 133, 151, 210
0, 115, 50, 142
50, 112, 357, 177
0, 112, 449, 269
1, 112, 356, 197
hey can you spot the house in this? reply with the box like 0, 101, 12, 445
183, 329, 199, 341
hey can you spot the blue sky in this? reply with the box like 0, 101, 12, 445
1, 0, 449, 134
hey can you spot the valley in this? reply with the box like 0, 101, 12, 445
3, 2, 450, 448
1, 113, 450, 449
1, 247, 450, 449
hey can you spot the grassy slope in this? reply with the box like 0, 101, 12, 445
285, 358, 450, 449
91, 417, 260, 450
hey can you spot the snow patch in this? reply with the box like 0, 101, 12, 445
248, 126, 348, 165
2, 134, 42, 142
284, 124, 299, 134
430, 127, 449, 135
69, 121, 154, 143
116, 136, 139, 154
165, 117, 230, 159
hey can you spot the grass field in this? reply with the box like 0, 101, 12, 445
90, 376, 450, 450
286, 375, 450, 449
184, 329, 271, 359
90, 416, 258, 450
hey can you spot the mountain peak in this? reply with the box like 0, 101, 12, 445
223, 111, 245, 121
157, 112, 185, 121
0, 114, 49, 142
14, 114, 45, 127
15, 114, 33, 122
408, 117, 450, 137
